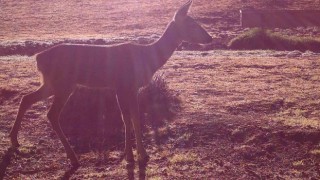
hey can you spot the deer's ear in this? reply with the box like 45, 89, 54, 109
174, 0, 192, 21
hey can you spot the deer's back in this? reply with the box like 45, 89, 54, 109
36, 43, 153, 89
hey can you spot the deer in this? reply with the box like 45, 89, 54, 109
8, 0, 212, 170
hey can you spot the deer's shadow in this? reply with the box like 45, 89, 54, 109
0, 147, 16, 179
0, 147, 80, 180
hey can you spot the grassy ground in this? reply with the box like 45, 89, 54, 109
1, 0, 320, 179
0, 51, 320, 179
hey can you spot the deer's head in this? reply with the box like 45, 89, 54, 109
173, 0, 212, 44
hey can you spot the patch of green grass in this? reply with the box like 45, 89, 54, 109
276, 108, 320, 128
169, 152, 199, 164
228, 28, 320, 52
292, 160, 305, 168
146, 166, 163, 180
310, 149, 320, 156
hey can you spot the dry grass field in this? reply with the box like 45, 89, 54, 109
1, 0, 320, 179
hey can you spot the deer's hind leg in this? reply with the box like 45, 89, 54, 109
47, 90, 80, 167
9, 84, 53, 147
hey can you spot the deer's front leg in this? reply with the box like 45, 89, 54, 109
116, 94, 134, 163
129, 95, 149, 165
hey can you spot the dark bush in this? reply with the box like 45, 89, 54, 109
139, 74, 181, 144
228, 28, 320, 52
139, 74, 181, 129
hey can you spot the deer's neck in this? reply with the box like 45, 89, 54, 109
147, 21, 181, 73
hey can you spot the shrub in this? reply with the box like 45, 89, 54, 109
139, 74, 181, 143
228, 28, 320, 52
139, 74, 181, 125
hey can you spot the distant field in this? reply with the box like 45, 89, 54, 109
1, 0, 319, 43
